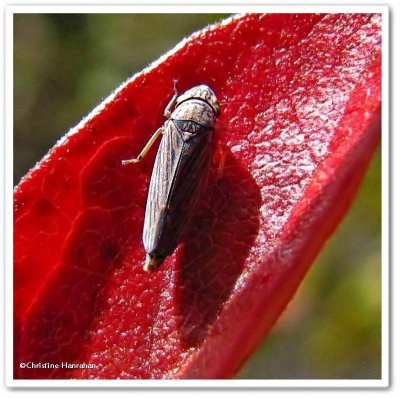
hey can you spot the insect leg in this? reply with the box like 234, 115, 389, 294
216, 144, 227, 183
163, 80, 179, 118
121, 127, 164, 165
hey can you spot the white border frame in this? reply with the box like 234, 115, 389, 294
4, 4, 389, 389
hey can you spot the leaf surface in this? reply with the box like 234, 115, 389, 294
14, 13, 382, 379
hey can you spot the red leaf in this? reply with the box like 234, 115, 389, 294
14, 13, 381, 379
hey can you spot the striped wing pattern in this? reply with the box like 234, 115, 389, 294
143, 120, 213, 258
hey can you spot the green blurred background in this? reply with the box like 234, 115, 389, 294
13, 14, 382, 379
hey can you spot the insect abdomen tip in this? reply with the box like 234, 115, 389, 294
144, 254, 163, 272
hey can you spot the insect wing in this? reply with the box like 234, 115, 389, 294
143, 120, 213, 258
166, 126, 213, 238
143, 121, 182, 255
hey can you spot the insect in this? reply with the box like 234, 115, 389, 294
122, 84, 220, 272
